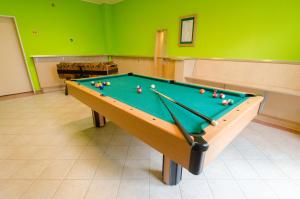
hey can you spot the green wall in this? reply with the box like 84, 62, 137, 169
0, 0, 106, 90
110, 0, 300, 61
1, 0, 299, 91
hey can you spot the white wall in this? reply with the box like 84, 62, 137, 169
0, 17, 32, 96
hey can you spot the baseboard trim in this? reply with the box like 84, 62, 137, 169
41, 85, 64, 93
254, 114, 300, 134
0, 91, 35, 101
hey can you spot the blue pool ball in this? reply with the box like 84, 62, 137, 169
99, 86, 104, 90
103, 82, 107, 86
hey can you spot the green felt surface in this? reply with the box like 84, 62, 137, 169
76, 74, 249, 134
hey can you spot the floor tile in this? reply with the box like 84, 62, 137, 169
0, 180, 33, 199
52, 180, 90, 199
150, 148, 163, 160
56, 146, 85, 160
130, 137, 148, 147
11, 160, 50, 179
0, 135, 17, 146
94, 158, 125, 179
39, 160, 75, 179
67, 130, 94, 146
248, 160, 287, 179
21, 180, 61, 199
31, 147, 62, 159
111, 134, 132, 146
180, 180, 213, 199
272, 159, 300, 179
149, 158, 163, 179
122, 159, 150, 179
88, 132, 113, 146
104, 146, 128, 159
66, 159, 99, 179
8, 147, 39, 159
224, 159, 259, 179
258, 145, 291, 160
238, 146, 267, 160
237, 180, 277, 199
117, 179, 149, 199
219, 145, 244, 160
127, 146, 150, 159
208, 180, 246, 199
204, 159, 232, 179
79, 145, 107, 159
85, 180, 119, 199
0, 146, 15, 159
150, 177, 181, 199
183, 168, 206, 180
6, 135, 33, 146
266, 179, 300, 199
0, 160, 27, 179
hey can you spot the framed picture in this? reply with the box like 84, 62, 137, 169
179, 15, 197, 47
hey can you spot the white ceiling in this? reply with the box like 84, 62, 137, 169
82, 0, 124, 5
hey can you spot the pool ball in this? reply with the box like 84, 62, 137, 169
102, 82, 107, 86
213, 93, 218, 98
99, 86, 104, 90
222, 100, 229, 106
211, 120, 219, 126
220, 93, 226, 99
200, 89, 205, 94
91, 81, 95, 85
137, 85, 141, 89
228, 99, 234, 105
95, 83, 100, 88
137, 88, 142, 94
106, 82, 111, 86
150, 84, 156, 89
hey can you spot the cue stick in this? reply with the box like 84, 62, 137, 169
156, 93, 194, 146
151, 89, 218, 126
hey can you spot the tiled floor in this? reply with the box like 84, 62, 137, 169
0, 91, 300, 199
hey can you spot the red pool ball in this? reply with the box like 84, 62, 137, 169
213, 93, 218, 98
137, 88, 142, 94
220, 93, 226, 99
200, 89, 205, 94
222, 100, 229, 106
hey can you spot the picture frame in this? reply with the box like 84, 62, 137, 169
179, 15, 197, 47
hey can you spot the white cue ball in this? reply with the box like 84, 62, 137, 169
211, 120, 218, 126
151, 84, 156, 89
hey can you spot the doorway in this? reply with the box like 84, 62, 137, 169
154, 29, 175, 79
0, 17, 32, 96
154, 29, 167, 78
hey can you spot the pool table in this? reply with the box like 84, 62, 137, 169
66, 73, 263, 185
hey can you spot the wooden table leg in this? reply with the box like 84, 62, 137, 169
92, 110, 106, 128
162, 156, 182, 185
65, 83, 68, 96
